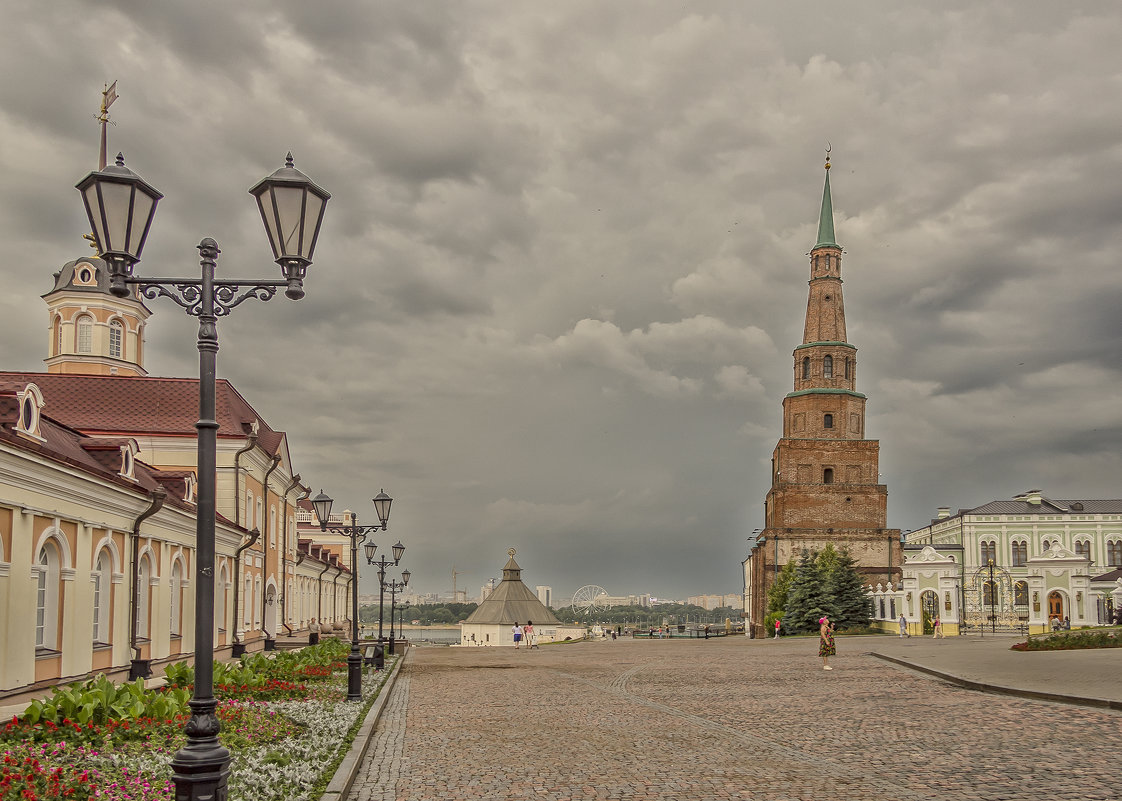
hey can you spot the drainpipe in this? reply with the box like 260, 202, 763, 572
232, 432, 258, 527
316, 558, 331, 628
129, 488, 166, 681
280, 476, 306, 636
331, 566, 342, 629
230, 528, 260, 658
260, 455, 281, 650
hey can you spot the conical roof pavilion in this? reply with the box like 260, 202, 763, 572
463, 549, 560, 625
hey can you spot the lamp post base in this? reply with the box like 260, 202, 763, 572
263, 638, 276, 652
128, 659, 152, 681
231, 643, 246, 658
346, 650, 364, 702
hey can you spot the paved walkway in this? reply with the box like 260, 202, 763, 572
350, 635, 1121, 801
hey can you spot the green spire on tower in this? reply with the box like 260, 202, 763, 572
814, 150, 838, 249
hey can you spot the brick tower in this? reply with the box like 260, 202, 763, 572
744, 154, 901, 636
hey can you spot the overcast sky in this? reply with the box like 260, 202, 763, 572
2, 1, 1119, 603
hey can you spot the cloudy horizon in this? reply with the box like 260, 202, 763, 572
1, 1, 1119, 602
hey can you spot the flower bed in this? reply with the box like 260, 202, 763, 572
1012, 628, 1122, 651
1, 641, 396, 801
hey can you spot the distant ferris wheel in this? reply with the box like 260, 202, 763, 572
571, 585, 608, 613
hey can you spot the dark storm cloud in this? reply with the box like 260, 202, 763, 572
1, 1, 1119, 601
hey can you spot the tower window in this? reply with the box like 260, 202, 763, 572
823, 467, 834, 484
76, 315, 93, 354
844, 357, 850, 379
823, 355, 833, 379
802, 357, 810, 380
109, 320, 123, 358
823, 413, 834, 429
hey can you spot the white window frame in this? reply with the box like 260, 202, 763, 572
93, 550, 112, 644
137, 554, 152, 640
76, 315, 93, 354
170, 560, 182, 637
36, 543, 61, 649
108, 319, 124, 358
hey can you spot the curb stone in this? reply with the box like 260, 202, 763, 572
868, 651, 1122, 712
321, 647, 410, 801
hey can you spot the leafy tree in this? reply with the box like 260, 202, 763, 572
766, 559, 797, 629
783, 549, 836, 633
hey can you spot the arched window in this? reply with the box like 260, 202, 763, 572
244, 577, 252, 626
824, 413, 834, 429
980, 541, 997, 565
982, 581, 996, 607
254, 576, 262, 627
1014, 581, 1028, 607
170, 561, 182, 637
1042, 539, 1054, 553
76, 315, 94, 354
802, 357, 810, 380
844, 357, 851, 379
823, 467, 834, 485
1107, 540, 1122, 566
109, 320, 124, 359
269, 506, 277, 548
36, 541, 61, 650
823, 355, 833, 379
246, 491, 254, 529
1011, 541, 1027, 567
54, 317, 64, 356
1074, 541, 1090, 560
93, 550, 112, 644
137, 555, 152, 640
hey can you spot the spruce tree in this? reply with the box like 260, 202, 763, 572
766, 559, 797, 629
783, 549, 836, 633
821, 547, 871, 631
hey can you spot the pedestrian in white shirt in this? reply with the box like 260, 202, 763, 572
512, 622, 523, 648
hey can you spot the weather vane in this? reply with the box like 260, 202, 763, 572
825, 141, 831, 170
97, 81, 118, 171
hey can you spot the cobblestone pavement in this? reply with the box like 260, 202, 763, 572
351, 638, 1121, 801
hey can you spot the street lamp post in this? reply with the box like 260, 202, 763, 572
988, 558, 997, 635
311, 490, 392, 702
76, 152, 329, 801
382, 573, 410, 655
368, 543, 405, 659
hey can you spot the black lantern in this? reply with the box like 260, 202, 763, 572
75, 153, 163, 297
312, 490, 333, 531
401, 569, 411, 586
392, 540, 405, 564
364, 541, 377, 562
372, 490, 393, 529
249, 153, 330, 300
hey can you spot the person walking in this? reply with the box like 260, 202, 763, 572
819, 616, 836, 670
774, 618, 781, 639
932, 616, 944, 638
524, 620, 535, 649
512, 622, 523, 648
898, 614, 909, 637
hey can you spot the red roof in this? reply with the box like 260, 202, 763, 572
0, 372, 286, 455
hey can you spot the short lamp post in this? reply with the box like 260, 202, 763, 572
381, 572, 410, 655
987, 558, 997, 635
367, 541, 405, 661
311, 489, 392, 701
76, 152, 330, 801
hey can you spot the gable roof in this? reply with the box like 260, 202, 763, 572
0, 372, 287, 456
